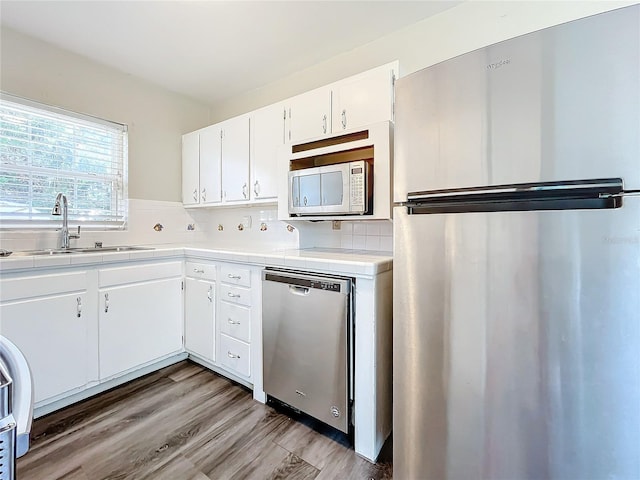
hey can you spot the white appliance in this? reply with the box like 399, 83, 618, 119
393, 5, 640, 480
0, 336, 33, 480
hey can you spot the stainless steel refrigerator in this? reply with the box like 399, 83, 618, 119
393, 5, 640, 479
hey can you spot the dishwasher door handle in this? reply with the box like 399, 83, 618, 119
288, 285, 310, 296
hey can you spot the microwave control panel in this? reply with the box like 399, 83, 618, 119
350, 161, 366, 211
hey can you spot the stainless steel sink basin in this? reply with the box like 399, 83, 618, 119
72, 246, 155, 253
9, 249, 75, 257
6, 246, 154, 257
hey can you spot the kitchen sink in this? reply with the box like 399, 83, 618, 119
5, 246, 154, 257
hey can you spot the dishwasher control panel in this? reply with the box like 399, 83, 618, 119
263, 271, 347, 293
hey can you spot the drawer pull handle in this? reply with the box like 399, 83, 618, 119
227, 318, 240, 325
104, 293, 109, 313
77, 297, 82, 318
207, 286, 213, 303
193, 268, 205, 274
227, 274, 242, 279
227, 351, 240, 359
227, 293, 241, 298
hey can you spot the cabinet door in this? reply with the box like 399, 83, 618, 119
221, 115, 250, 202
332, 63, 396, 132
1, 293, 88, 403
184, 278, 215, 361
287, 87, 332, 143
251, 103, 285, 200
99, 278, 182, 380
182, 131, 200, 205
200, 125, 223, 204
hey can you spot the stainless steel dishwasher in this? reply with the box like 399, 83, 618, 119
262, 268, 353, 434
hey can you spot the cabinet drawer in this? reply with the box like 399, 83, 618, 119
0, 271, 87, 302
219, 302, 251, 343
220, 284, 251, 307
186, 261, 217, 281
99, 261, 182, 287
219, 334, 250, 378
220, 265, 251, 287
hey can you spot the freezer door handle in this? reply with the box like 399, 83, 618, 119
403, 178, 625, 214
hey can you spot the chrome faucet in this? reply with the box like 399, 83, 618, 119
52, 193, 80, 249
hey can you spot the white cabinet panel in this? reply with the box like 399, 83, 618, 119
332, 62, 397, 132
1, 293, 90, 403
199, 125, 223, 205
99, 277, 182, 379
219, 301, 251, 343
219, 333, 251, 378
221, 115, 250, 202
184, 277, 215, 361
287, 87, 332, 143
181, 131, 200, 205
220, 285, 251, 307
185, 261, 217, 281
220, 265, 251, 287
251, 103, 285, 201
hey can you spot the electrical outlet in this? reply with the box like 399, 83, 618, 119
332, 220, 341, 230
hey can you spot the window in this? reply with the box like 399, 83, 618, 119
0, 93, 128, 229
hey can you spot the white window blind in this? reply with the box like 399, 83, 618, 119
0, 93, 128, 229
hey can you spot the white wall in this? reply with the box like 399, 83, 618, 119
0, 27, 212, 203
209, 1, 636, 122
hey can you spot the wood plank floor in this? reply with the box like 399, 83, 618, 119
18, 361, 393, 480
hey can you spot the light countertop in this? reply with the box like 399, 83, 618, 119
0, 245, 392, 276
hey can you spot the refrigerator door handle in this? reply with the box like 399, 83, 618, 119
599, 189, 640, 199
404, 178, 625, 214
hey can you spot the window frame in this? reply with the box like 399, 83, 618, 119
0, 92, 128, 230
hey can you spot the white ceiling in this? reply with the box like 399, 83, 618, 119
0, 1, 460, 106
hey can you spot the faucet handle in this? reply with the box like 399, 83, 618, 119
69, 225, 81, 239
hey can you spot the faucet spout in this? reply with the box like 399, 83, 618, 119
52, 193, 79, 249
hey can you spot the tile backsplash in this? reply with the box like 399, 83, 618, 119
0, 199, 392, 253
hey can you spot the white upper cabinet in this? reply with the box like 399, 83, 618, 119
199, 125, 223, 205
332, 61, 398, 132
221, 115, 250, 202
286, 86, 332, 144
251, 103, 286, 201
181, 131, 200, 205
182, 61, 398, 208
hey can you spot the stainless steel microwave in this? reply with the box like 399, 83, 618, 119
278, 121, 392, 221
289, 160, 371, 216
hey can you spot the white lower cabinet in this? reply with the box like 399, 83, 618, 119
0, 271, 95, 404
216, 263, 259, 383
184, 260, 262, 396
219, 333, 251, 378
184, 261, 217, 362
219, 301, 251, 343
98, 262, 183, 380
